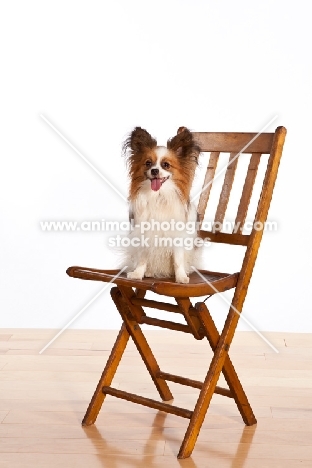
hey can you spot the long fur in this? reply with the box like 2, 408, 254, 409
123, 127, 201, 283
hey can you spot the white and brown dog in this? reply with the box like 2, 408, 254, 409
123, 126, 201, 283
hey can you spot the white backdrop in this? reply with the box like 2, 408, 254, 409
0, 0, 311, 333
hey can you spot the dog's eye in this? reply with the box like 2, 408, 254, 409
145, 160, 152, 168
162, 161, 170, 169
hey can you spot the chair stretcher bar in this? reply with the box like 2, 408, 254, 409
102, 386, 192, 419
157, 371, 233, 398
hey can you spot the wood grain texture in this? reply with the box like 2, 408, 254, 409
193, 132, 274, 153
67, 267, 239, 298
197, 151, 219, 223
214, 152, 239, 231
1, 328, 312, 467
234, 153, 261, 233
199, 229, 250, 246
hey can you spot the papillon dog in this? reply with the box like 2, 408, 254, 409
123, 126, 201, 283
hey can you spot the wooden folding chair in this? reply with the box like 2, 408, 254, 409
67, 126, 286, 459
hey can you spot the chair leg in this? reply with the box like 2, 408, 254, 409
178, 301, 257, 459
178, 332, 230, 459
111, 287, 173, 402
82, 323, 130, 426
196, 302, 257, 426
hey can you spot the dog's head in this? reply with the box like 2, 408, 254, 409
123, 127, 200, 201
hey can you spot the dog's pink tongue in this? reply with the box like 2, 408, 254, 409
151, 178, 161, 191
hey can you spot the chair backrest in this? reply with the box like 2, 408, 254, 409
193, 126, 286, 311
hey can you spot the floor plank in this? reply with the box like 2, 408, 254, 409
0, 329, 311, 466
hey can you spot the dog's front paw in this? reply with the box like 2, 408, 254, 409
175, 274, 189, 284
127, 271, 143, 280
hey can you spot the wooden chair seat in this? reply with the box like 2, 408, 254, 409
66, 266, 239, 298
66, 126, 286, 459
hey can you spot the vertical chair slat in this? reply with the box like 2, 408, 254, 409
234, 153, 261, 234
213, 153, 239, 232
197, 152, 220, 223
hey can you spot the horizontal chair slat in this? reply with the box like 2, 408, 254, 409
102, 386, 192, 419
199, 230, 250, 246
192, 132, 274, 153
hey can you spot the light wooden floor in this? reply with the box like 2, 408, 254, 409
0, 329, 312, 467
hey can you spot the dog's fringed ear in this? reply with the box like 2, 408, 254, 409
167, 127, 200, 162
123, 127, 157, 157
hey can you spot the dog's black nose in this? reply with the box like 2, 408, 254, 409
151, 168, 159, 176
